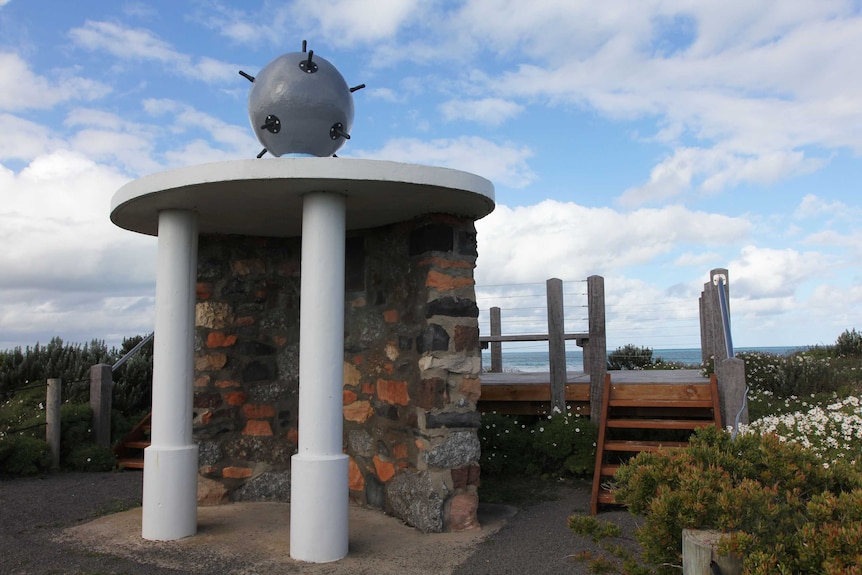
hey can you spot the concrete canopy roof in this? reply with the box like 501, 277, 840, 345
110, 158, 495, 237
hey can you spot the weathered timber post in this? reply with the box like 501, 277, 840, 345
717, 357, 748, 429
490, 306, 502, 373
546, 278, 567, 414
700, 268, 729, 367
46, 378, 61, 471
682, 529, 742, 575
587, 275, 607, 422
90, 364, 113, 448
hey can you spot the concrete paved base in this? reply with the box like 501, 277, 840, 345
57, 502, 516, 575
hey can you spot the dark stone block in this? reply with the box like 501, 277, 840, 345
374, 402, 399, 421
416, 378, 445, 410
457, 231, 477, 256
376, 440, 391, 457
398, 336, 413, 351
425, 297, 479, 318
409, 223, 453, 255
222, 277, 248, 297
454, 325, 479, 352
425, 411, 481, 429
198, 257, 224, 279
365, 474, 385, 509
242, 360, 272, 382
236, 341, 277, 356
345, 236, 366, 292
417, 324, 450, 353
194, 393, 223, 409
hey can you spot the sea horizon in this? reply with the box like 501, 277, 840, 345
481, 346, 806, 373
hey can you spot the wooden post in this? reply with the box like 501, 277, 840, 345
90, 363, 113, 448
717, 357, 748, 429
46, 378, 61, 471
490, 306, 503, 373
587, 275, 607, 423
683, 529, 742, 575
702, 268, 729, 367
546, 278, 566, 414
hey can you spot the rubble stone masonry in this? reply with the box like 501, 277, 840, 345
193, 214, 482, 532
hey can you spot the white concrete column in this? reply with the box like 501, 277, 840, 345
142, 209, 199, 541
290, 191, 349, 563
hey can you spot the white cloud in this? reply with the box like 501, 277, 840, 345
729, 245, 832, 300
0, 52, 111, 111
353, 136, 536, 188
439, 98, 523, 126
0, 150, 157, 347
475, 200, 751, 285
293, 0, 424, 46
69, 21, 238, 84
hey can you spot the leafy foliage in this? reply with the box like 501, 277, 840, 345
835, 328, 862, 358
611, 426, 862, 574
607, 345, 655, 370
480, 407, 598, 479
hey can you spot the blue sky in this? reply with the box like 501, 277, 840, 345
1, 0, 861, 351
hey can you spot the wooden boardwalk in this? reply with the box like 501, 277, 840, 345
478, 369, 706, 415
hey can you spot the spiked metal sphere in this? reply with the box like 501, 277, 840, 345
244, 45, 361, 158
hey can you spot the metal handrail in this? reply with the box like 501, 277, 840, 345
112, 332, 154, 372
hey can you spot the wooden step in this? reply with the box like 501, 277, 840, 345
597, 491, 616, 504
123, 440, 151, 449
608, 399, 715, 408
603, 440, 688, 452
600, 464, 620, 476
118, 458, 145, 469
606, 418, 715, 430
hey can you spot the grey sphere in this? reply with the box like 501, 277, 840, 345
248, 51, 354, 157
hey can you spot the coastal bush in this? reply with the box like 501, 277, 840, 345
609, 426, 862, 574
480, 407, 598, 478
607, 345, 654, 370
835, 328, 862, 358
0, 435, 50, 475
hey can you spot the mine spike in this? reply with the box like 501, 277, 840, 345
349, 84, 366, 93
330, 122, 350, 140
239, 70, 255, 82
256, 148, 268, 158
302, 39, 307, 53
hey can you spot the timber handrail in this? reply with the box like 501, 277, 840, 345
479, 332, 588, 343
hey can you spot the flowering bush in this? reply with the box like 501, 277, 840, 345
480, 406, 598, 478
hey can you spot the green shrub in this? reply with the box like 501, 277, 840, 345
835, 328, 862, 358
608, 345, 655, 370
67, 443, 116, 471
611, 426, 862, 574
60, 403, 94, 463
480, 409, 598, 478
0, 435, 50, 475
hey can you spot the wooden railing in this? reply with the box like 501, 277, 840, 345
479, 275, 607, 420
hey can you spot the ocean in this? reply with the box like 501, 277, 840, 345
481, 346, 805, 373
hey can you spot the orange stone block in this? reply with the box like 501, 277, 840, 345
425, 269, 475, 290
343, 400, 373, 423
361, 382, 375, 395
235, 316, 255, 326
348, 458, 365, 491
448, 493, 479, 531
215, 379, 240, 388
418, 257, 474, 269
195, 353, 227, 371
373, 456, 396, 483
383, 309, 398, 323
222, 466, 254, 479
459, 376, 482, 403
225, 391, 248, 406
206, 332, 238, 348
242, 404, 276, 419
272, 335, 287, 347
196, 282, 213, 300
377, 379, 409, 406
242, 420, 273, 436
343, 390, 357, 404
344, 362, 361, 387
231, 259, 265, 276
393, 443, 408, 460
287, 428, 299, 444
194, 375, 211, 388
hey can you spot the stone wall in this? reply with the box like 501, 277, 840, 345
192, 213, 482, 531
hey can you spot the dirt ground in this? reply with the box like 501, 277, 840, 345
0, 471, 642, 574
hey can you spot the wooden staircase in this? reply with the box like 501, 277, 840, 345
590, 373, 721, 514
114, 412, 151, 470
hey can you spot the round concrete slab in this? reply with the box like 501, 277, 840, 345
111, 158, 495, 237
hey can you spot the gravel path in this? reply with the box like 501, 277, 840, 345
0, 472, 642, 574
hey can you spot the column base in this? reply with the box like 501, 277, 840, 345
142, 444, 198, 541
290, 453, 349, 562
